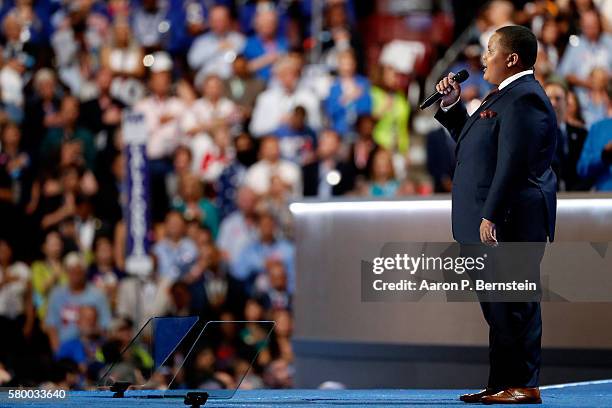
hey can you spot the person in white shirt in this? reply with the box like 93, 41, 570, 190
182, 74, 239, 139
134, 60, 185, 161
250, 56, 322, 137
0, 240, 30, 320
244, 136, 302, 197
189, 125, 234, 183
182, 74, 238, 182
134, 53, 186, 220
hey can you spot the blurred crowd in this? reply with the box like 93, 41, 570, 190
0, 0, 611, 391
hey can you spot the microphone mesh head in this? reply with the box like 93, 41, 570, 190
454, 70, 469, 83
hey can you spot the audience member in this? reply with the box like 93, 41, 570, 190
217, 185, 259, 261
224, 55, 266, 126
545, 81, 591, 191
0, 240, 31, 321
31, 231, 66, 321
371, 65, 411, 155
578, 115, 612, 191
46, 252, 111, 351
55, 305, 105, 373
87, 236, 126, 311
244, 137, 302, 197
173, 173, 220, 238
274, 106, 317, 165
250, 56, 321, 136
152, 211, 198, 283
324, 50, 371, 136
302, 129, 355, 197
134, 57, 185, 221
559, 10, 612, 99
243, 7, 288, 82
367, 149, 399, 197
188, 5, 246, 81
232, 213, 295, 294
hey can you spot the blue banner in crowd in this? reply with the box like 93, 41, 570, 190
123, 111, 153, 276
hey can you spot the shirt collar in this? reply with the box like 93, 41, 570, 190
498, 69, 534, 90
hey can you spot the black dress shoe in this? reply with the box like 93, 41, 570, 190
459, 388, 497, 403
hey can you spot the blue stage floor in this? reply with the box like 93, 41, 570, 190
4, 380, 612, 407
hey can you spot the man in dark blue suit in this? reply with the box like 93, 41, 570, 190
434, 26, 557, 404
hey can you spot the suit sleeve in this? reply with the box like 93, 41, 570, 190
433, 102, 469, 142
481, 93, 552, 224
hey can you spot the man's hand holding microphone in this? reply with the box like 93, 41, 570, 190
435, 72, 462, 108
419, 69, 468, 110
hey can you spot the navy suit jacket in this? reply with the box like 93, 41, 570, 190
435, 74, 557, 243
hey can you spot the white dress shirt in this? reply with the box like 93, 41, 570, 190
134, 96, 186, 160
244, 159, 302, 197
181, 97, 237, 136
0, 262, 30, 319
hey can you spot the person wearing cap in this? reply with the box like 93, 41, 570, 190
134, 52, 186, 221
135, 52, 185, 162
45, 252, 111, 352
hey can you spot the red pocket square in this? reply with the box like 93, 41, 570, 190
480, 109, 497, 118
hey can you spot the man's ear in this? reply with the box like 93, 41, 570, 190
507, 53, 519, 68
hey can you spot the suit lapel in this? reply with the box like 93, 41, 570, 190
455, 75, 535, 152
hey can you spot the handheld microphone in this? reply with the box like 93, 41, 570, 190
419, 70, 470, 110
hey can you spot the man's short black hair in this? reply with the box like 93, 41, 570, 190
495, 25, 538, 69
